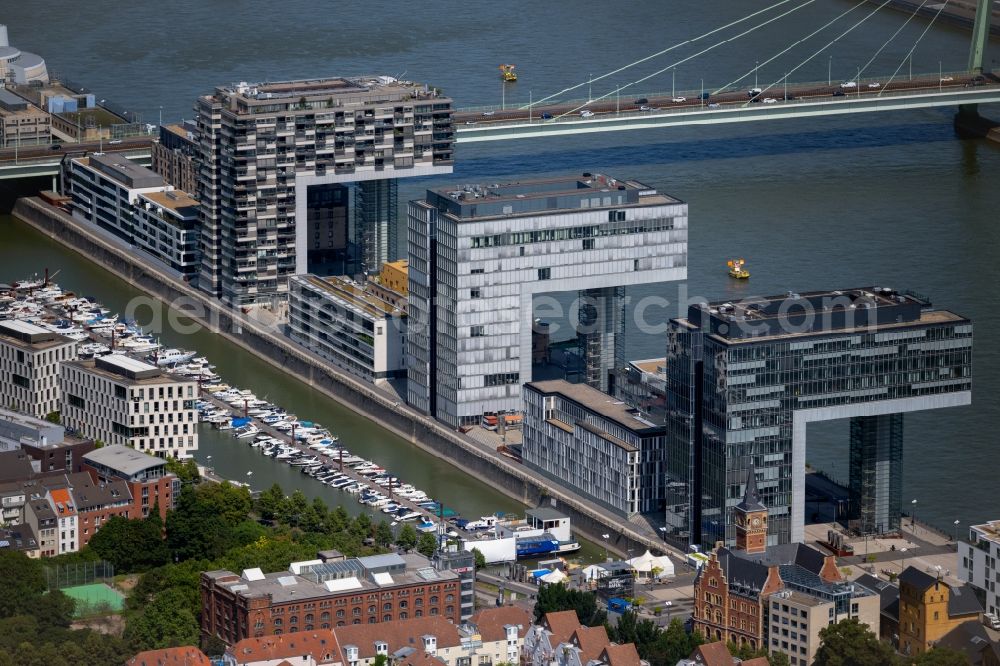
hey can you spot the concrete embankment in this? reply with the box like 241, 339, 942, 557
955, 111, 1000, 144
11, 197, 668, 559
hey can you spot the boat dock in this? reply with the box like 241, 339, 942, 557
197, 390, 452, 527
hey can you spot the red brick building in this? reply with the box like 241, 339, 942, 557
82, 444, 178, 521
202, 553, 462, 645
693, 469, 842, 652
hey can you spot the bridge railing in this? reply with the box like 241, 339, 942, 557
454, 69, 988, 114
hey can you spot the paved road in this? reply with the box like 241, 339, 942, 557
455, 71, 999, 125
0, 136, 153, 164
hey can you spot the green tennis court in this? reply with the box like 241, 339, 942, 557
60, 583, 124, 616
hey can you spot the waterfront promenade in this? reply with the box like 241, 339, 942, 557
11, 196, 665, 558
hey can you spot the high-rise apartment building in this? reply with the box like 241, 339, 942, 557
666, 287, 972, 548
406, 173, 688, 427
194, 76, 454, 305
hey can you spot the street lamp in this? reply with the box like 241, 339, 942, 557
828, 56, 832, 86
755, 61, 759, 89
602, 533, 610, 561
672, 68, 676, 99
953, 519, 961, 543
659, 526, 668, 541
911, 499, 918, 532
900, 547, 908, 573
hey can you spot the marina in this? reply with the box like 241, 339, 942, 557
0, 274, 583, 561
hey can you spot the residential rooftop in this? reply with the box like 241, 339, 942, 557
0, 319, 74, 350
970, 519, 1000, 545
295, 274, 406, 319
208, 76, 448, 110
67, 354, 191, 384
526, 379, 664, 436
76, 153, 164, 190
677, 287, 968, 343
628, 357, 666, 377
140, 190, 199, 214
421, 172, 679, 222
84, 444, 167, 478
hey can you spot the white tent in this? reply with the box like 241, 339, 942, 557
579, 564, 607, 581
539, 569, 569, 585
627, 550, 675, 579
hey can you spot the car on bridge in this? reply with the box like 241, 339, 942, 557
50, 144, 63, 151
639, 105, 653, 111
633, 98, 648, 105
868, 82, 881, 89
541, 112, 553, 120
841, 81, 857, 89
671, 96, 687, 103
482, 111, 495, 117
580, 110, 594, 118
762, 97, 777, 104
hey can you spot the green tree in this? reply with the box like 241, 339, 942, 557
814, 618, 899, 666
767, 652, 791, 666
728, 641, 769, 661
397, 524, 418, 551
471, 548, 486, 570
89, 508, 169, 572
256, 483, 286, 522
0, 550, 46, 618
416, 532, 438, 558
123, 587, 199, 651
375, 521, 395, 548
533, 583, 607, 626
44, 411, 60, 424
913, 647, 974, 666
165, 457, 200, 484
26, 590, 75, 632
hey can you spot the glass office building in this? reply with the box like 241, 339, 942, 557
665, 287, 972, 548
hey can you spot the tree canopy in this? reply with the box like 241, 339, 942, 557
533, 583, 607, 626
814, 618, 899, 666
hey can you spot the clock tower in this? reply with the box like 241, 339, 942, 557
734, 467, 768, 554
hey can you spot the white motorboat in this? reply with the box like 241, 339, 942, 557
151, 348, 197, 367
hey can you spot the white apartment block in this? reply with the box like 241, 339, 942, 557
194, 76, 454, 306
288, 274, 406, 382
0, 319, 76, 418
406, 173, 688, 427
60, 354, 198, 459
960, 519, 1000, 616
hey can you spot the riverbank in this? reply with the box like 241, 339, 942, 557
863, 0, 1000, 36
11, 197, 667, 558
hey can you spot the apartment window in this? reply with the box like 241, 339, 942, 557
470, 326, 485, 338
470, 289, 480, 299
537, 267, 550, 280
583, 238, 595, 250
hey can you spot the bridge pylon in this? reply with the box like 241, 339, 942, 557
959, 0, 992, 118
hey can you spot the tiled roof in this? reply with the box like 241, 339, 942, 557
569, 625, 611, 663
898, 566, 937, 591
688, 640, 735, 665
470, 605, 532, 642
742, 658, 770, 666
601, 643, 642, 666
228, 631, 341, 664
397, 653, 447, 666
335, 616, 459, 659
542, 610, 582, 645
947, 583, 983, 617
128, 646, 212, 666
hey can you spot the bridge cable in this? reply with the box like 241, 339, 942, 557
526, 0, 803, 109
742, 0, 896, 107
855, 0, 932, 84
877, 0, 951, 96
552, 0, 820, 120
711, 0, 870, 97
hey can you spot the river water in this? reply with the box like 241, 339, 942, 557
1, 3, 998, 532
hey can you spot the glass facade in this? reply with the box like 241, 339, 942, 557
666, 290, 972, 549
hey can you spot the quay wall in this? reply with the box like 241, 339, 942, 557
11, 197, 667, 559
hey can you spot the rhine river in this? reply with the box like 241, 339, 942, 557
2, 2, 999, 533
